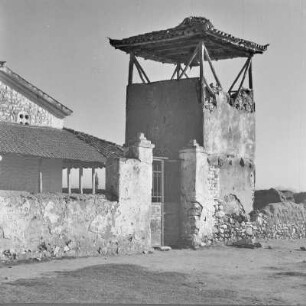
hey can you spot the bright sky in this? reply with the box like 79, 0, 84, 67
0, 0, 305, 191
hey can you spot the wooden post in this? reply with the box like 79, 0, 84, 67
67, 167, 71, 194
92, 168, 96, 195
79, 167, 83, 194
38, 159, 42, 193
248, 58, 253, 90
199, 41, 205, 105
128, 53, 134, 85
161, 160, 165, 246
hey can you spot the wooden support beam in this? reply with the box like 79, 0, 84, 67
67, 167, 71, 194
178, 44, 199, 79
133, 55, 150, 83
133, 59, 146, 83
199, 41, 205, 105
128, 53, 134, 85
171, 64, 179, 80
79, 167, 83, 194
228, 57, 250, 93
199, 41, 214, 98
177, 64, 181, 79
92, 168, 96, 195
179, 64, 189, 78
38, 159, 42, 193
248, 58, 253, 90
235, 57, 252, 99
203, 45, 222, 89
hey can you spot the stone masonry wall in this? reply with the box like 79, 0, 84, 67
0, 81, 63, 129
179, 140, 255, 248
212, 201, 306, 243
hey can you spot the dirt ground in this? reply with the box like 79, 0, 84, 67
0, 239, 305, 304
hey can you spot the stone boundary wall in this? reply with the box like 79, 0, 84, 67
212, 200, 306, 244
0, 133, 154, 261
0, 192, 150, 261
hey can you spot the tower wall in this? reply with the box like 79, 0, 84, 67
126, 78, 203, 158
203, 92, 256, 214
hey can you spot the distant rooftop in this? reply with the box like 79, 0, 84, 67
0, 62, 73, 117
0, 122, 123, 168
109, 16, 268, 64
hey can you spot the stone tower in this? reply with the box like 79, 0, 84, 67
110, 17, 268, 247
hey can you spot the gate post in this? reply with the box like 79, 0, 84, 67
105, 133, 155, 251
179, 140, 215, 248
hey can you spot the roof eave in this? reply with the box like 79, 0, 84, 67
0, 64, 73, 118
109, 17, 268, 63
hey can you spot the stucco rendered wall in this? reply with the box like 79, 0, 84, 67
179, 141, 215, 248
0, 154, 62, 193
0, 192, 150, 260
126, 78, 203, 158
0, 81, 63, 129
203, 91, 255, 160
207, 155, 255, 214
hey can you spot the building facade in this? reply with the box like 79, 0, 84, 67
0, 62, 122, 194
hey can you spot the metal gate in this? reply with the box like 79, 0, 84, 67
151, 158, 180, 247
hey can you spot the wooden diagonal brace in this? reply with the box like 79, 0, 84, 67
178, 44, 199, 80
171, 64, 179, 80
228, 57, 250, 93
133, 55, 151, 83
235, 57, 252, 100
203, 45, 222, 89
199, 41, 214, 98
179, 64, 189, 79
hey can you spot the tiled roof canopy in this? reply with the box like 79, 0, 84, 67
109, 17, 268, 64
64, 128, 124, 159
0, 123, 123, 167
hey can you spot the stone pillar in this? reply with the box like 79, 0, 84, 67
179, 140, 215, 248
106, 133, 154, 201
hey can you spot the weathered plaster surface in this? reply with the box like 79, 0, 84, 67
126, 79, 203, 158
207, 155, 255, 214
204, 91, 255, 160
0, 81, 63, 128
179, 141, 255, 248
179, 141, 215, 248
0, 192, 150, 260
